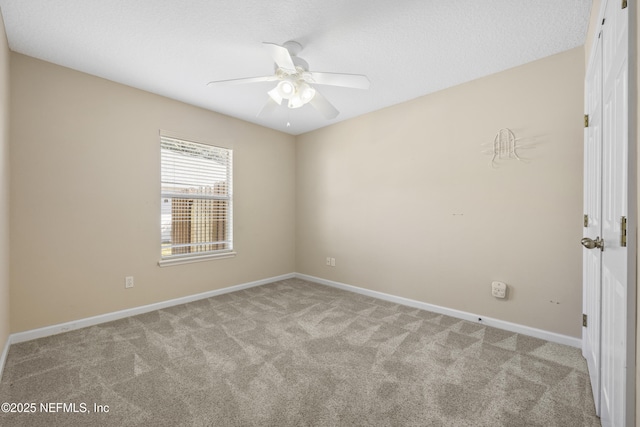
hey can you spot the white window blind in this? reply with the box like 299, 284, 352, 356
160, 136, 233, 259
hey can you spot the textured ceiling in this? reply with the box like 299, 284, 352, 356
0, 0, 592, 135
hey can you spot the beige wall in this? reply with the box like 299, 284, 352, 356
9, 54, 296, 332
0, 14, 10, 351
296, 47, 584, 338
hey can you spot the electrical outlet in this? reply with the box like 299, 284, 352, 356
491, 281, 506, 298
330, 257, 336, 267
125, 276, 134, 289
326, 257, 331, 266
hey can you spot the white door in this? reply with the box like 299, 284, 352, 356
599, 0, 629, 425
582, 1, 631, 426
582, 28, 602, 415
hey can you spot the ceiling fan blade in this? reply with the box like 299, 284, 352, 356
263, 42, 296, 72
257, 98, 279, 117
309, 90, 339, 120
207, 75, 278, 86
304, 71, 370, 89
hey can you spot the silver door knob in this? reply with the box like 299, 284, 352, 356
581, 236, 604, 251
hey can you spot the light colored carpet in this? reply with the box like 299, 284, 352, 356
0, 278, 600, 426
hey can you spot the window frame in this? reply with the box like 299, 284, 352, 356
158, 132, 235, 267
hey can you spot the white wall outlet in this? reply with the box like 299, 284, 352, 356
330, 257, 336, 267
326, 257, 331, 266
125, 276, 134, 289
491, 281, 506, 299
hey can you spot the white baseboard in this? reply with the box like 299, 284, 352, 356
0, 335, 9, 382
6, 270, 581, 351
10, 273, 296, 345
295, 273, 581, 349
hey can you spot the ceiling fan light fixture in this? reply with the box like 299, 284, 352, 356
268, 87, 283, 104
287, 93, 305, 109
299, 83, 316, 103
287, 82, 316, 109
276, 80, 295, 99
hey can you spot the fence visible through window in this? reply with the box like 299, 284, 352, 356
160, 136, 233, 259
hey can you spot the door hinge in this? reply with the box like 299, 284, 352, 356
622, 0, 627, 9
584, 214, 589, 227
584, 114, 589, 128
621, 216, 627, 247
583, 314, 588, 327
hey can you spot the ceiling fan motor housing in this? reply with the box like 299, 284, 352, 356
282, 40, 303, 56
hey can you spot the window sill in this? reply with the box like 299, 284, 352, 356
158, 251, 237, 267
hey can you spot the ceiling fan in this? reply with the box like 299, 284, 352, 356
207, 41, 370, 120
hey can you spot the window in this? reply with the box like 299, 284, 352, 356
160, 135, 233, 265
